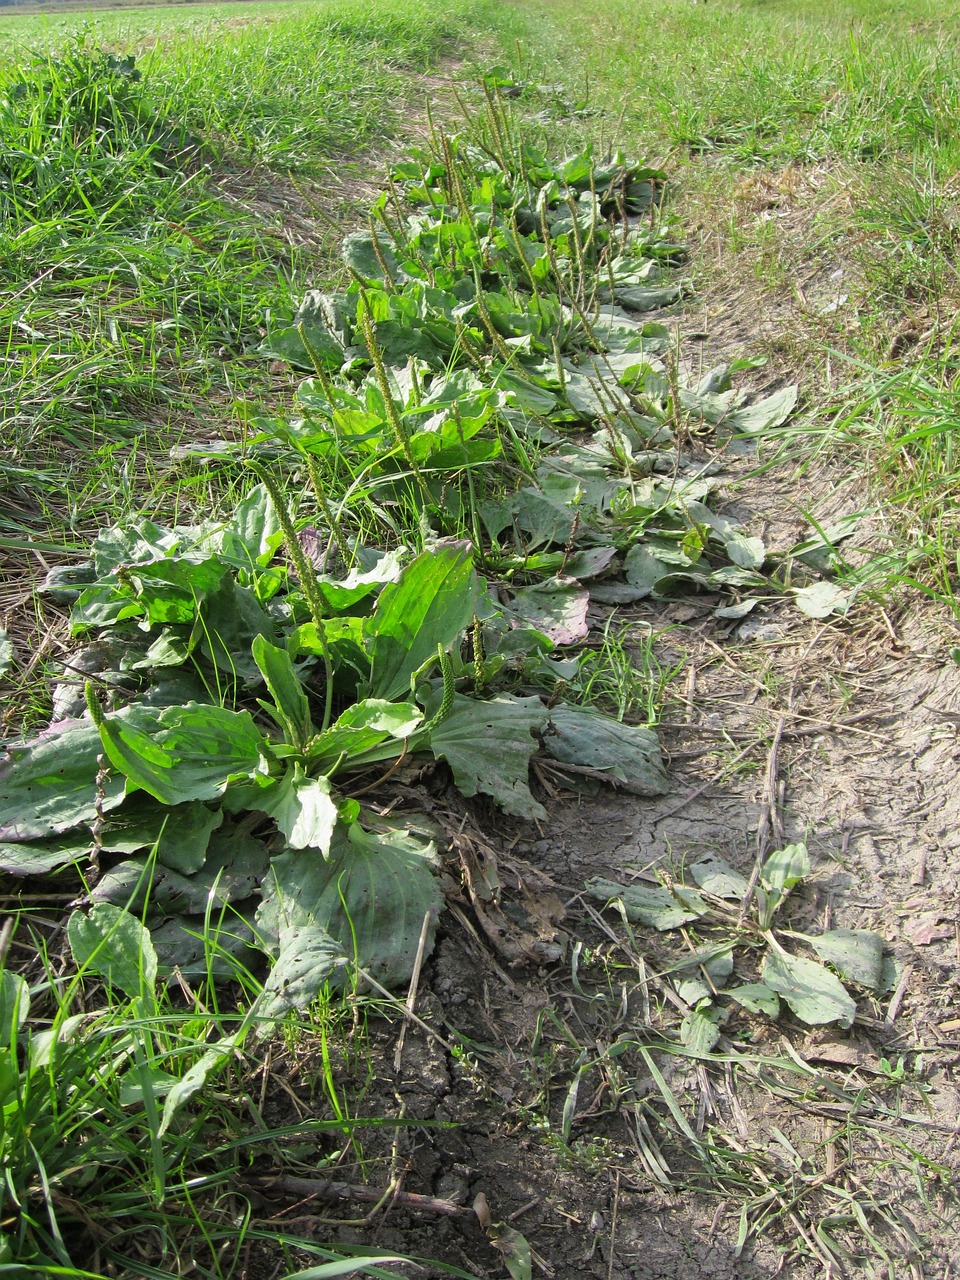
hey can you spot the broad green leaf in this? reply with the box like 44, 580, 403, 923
257, 823, 440, 989
726, 983, 780, 1018
489, 1224, 532, 1280
0, 717, 126, 841
760, 843, 810, 897
150, 909, 260, 980
543, 703, 669, 795
197, 576, 279, 679
680, 1002, 724, 1055
365, 545, 477, 702
100, 797, 223, 873
688, 855, 749, 900
253, 635, 313, 749
0, 972, 29, 1049
586, 877, 708, 930
762, 949, 856, 1028
97, 703, 268, 806
92, 827, 269, 915
800, 929, 884, 990
342, 229, 401, 282
221, 484, 282, 568
307, 699, 423, 772
258, 923, 346, 1019
428, 693, 548, 821
68, 904, 157, 1000
313, 548, 403, 612
259, 768, 339, 853
0, 631, 13, 678
0, 834, 92, 875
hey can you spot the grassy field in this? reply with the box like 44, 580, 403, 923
1, 0, 959, 1276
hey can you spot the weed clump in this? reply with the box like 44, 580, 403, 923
0, 34, 194, 225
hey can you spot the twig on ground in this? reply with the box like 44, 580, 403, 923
394, 910, 433, 1072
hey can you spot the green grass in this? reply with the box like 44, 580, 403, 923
493, 0, 960, 609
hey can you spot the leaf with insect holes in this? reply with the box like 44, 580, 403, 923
586, 878, 708, 930
542, 703, 669, 795
688, 855, 749, 900
681, 1002, 725, 1055
505, 576, 590, 645
762, 949, 856, 1028
726, 983, 780, 1018
798, 929, 885, 991
259, 924, 348, 1020
68, 903, 157, 1000
428, 693, 548, 821
489, 1224, 532, 1280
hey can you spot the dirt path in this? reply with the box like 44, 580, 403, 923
246, 290, 960, 1279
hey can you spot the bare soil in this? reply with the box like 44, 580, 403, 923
242, 334, 960, 1280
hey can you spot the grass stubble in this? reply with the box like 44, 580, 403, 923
1, 0, 959, 1276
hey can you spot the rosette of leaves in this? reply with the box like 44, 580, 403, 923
2, 490, 669, 1014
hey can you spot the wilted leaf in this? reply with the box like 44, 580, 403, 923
428, 693, 548, 820
505, 576, 589, 645
762, 949, 856, 1028
726, 385, 798, 435
542, 703, 669, 795
793, 582, 854, 619
585, 877, 707, 929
